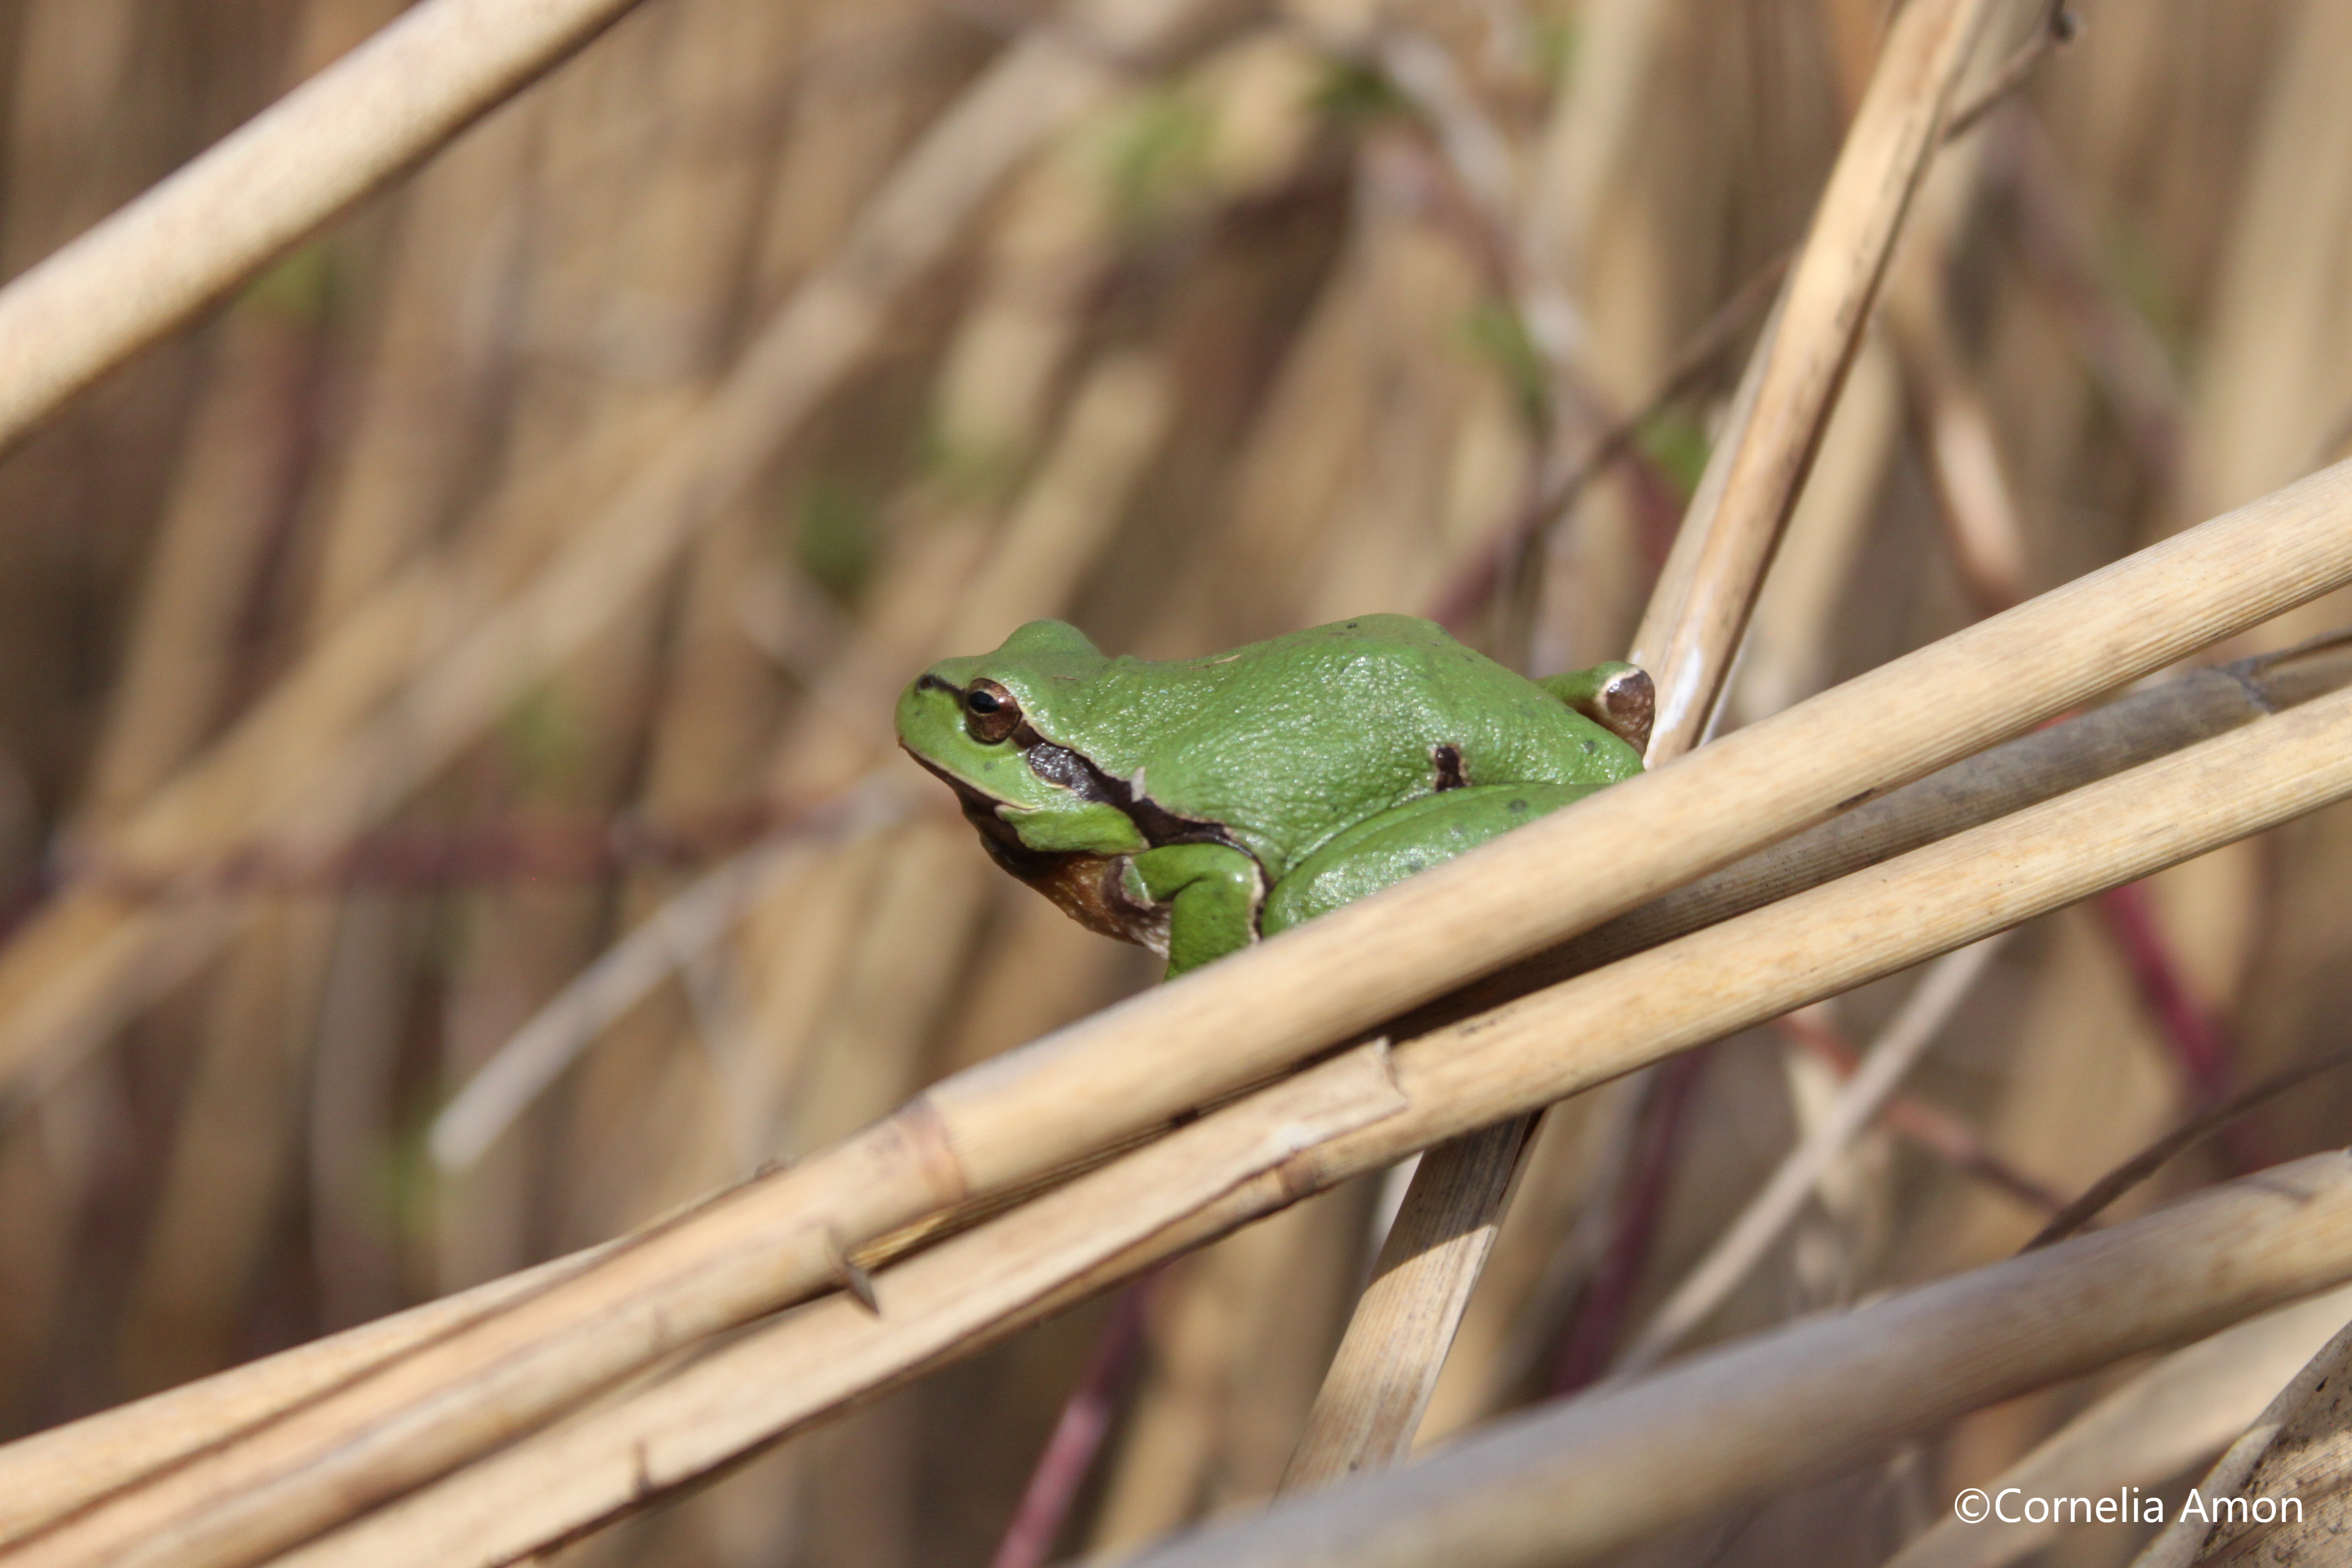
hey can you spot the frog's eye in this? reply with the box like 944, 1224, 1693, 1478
962, 679, 1023, 744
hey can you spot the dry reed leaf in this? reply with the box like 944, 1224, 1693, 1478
1887, 1284, 2352, 1568
2135, 1309, 2352, 1567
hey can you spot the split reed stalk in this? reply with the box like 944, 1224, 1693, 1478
1886, 1286, 2352, 1568
2168, 1326, 2352, 1564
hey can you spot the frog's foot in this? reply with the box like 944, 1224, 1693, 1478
1124, 841, 1267, 980
1538, 662, 1654, 754
1261, 782, 1605, 939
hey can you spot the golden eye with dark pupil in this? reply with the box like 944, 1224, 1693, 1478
963, 679, 1022, 744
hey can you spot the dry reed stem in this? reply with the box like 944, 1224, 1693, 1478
158, 663, 2352, 1566
0, 0, 1181, 1107
1106, 1151, 2352, 1568
1885, 1285, 2352, 1568
0, 0, 652, 455
1277, 1116, 1530, 1488
1642, 0, 2002, 753
15, 462, 2350, 1568
0, 1250, 608, 1545
264, 1048, 1411, 1568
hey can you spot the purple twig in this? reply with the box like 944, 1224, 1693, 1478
988, 1278, 1155, 1568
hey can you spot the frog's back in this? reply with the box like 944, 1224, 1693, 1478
1044, 615, 1638, 877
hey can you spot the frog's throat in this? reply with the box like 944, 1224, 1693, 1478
902, 740, 1262, 957
952, 784, 1175, 955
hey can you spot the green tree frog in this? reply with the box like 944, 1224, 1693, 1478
896, 615, 1650, 979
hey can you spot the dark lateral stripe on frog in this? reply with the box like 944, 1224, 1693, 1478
1026, 739, 1259, 862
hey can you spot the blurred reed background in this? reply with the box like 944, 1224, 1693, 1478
0, 0, 2348, 1564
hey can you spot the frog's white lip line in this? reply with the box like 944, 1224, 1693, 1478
898, 740, 1019, 813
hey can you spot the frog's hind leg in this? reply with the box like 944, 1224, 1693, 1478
1538, 661, 1654, 753
1261, 782, 1602, 939
1125, 841, 1266, 979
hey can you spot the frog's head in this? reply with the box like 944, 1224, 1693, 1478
895, 620, 1147, 858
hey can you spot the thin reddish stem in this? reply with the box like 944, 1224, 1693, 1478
2093, 878, 2266, 1171
1550, 1050, 1711, 1394
988, 1278, 1154, 1568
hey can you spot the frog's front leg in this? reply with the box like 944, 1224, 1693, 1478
1125, 841, 1265, 979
